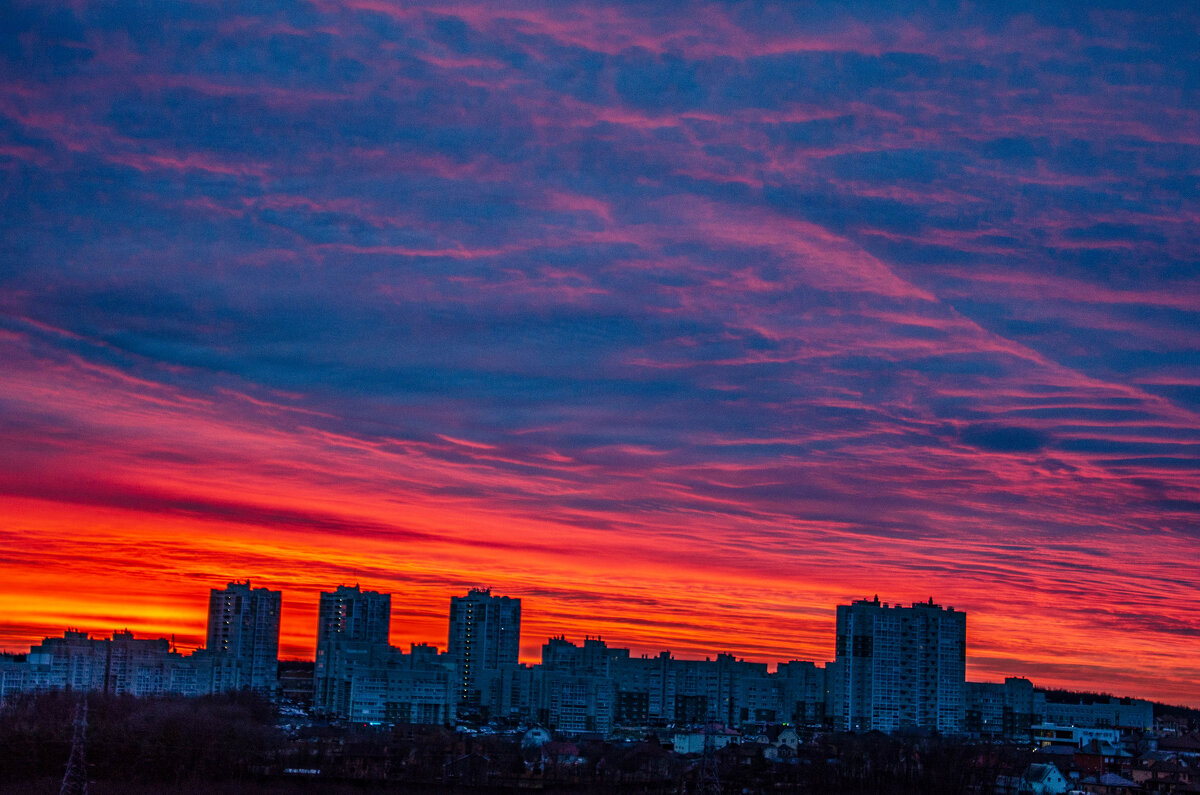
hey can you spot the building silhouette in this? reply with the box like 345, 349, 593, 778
0, 629, 229, 698
448, 588, 521, 712
965, 676, 1040, 741
316, 584, 391, 648
206, 580, 281, 696
834, 596, 965, 733
18, 582, 1171, 745
313, 584, 392, 715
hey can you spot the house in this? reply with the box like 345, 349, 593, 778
1021, 763, 1070, 795
1077, 771, 1138, 794
1160, 734, 1200, 760
775, 726, 800, 751
1076, 739, 1134, 776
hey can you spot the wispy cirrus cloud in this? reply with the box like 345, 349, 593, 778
1, 0, 1198, 703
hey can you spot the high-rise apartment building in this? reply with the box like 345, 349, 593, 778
834, 597, 965, 734
447, 588, 520, 709
314, 584, 392, 714
316, 584, 391, 648
206, 580, 281, 695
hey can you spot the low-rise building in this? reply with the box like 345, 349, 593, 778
1041, 695, 1153, 732
1034, 723, 1121, 749
965, 677, 1042, 741
0, 629, 235, 701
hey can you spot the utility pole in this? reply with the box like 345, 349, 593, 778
60, 698, 89, 795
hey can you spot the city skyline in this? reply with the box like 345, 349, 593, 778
3, 1, 1199, 709
1, 584, 1182, 792
0, 581, 1183, 713
11, 583, 1167, 744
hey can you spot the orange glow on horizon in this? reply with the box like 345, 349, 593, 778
3, 291, 1199, 708
4, 476, 1199, 707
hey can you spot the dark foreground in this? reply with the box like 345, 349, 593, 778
0, 690, 1149, 795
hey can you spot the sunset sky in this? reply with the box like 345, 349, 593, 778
2, 1, 1199, 706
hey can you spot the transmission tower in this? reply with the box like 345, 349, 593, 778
60, 698, 88, 795
697, 716, 721, 795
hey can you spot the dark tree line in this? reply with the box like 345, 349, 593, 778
1, 691, 1039, 794
0, 690, 280, 788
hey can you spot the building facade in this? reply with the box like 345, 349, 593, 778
316, 584, 391, 648
447, 588, 521, 712
338, 644, 456, 725
206, 580, 281, 695
775, 660, 831, 726
0, 630, 228, 701
1041, 695, 1152, 731
965, 677, 1042, 741
834, 597, 966, 734
314, 584, 392, 713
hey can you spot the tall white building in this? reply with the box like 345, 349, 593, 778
447, 588, 520, 711
206, 580, 281, 696
834, 597, 965, 734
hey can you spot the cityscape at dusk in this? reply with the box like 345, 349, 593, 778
3, 0, 1199, 716
0, 580, 1134, 736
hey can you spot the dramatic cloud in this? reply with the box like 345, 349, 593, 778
2, 0, 1198, 705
